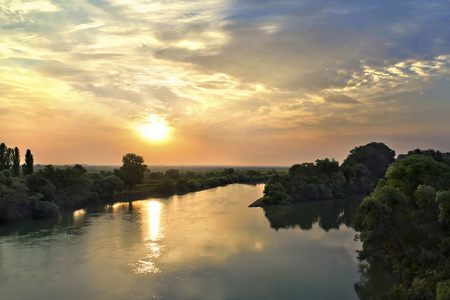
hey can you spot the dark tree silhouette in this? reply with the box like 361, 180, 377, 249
0, 143, 6, 171
115, 153, 147, 188
12, 147, 20, 177
5, 148, 13, 170
0, 144, 13, 171
22, 149, 34, 175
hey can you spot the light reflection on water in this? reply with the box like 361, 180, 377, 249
73, 209, 86, 226
0, 184, 389, 300
130, 200, 164, 274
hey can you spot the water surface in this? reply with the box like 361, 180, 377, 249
0, 184, 365, 299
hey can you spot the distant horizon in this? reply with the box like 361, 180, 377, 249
34, 163, 290, 168
29, 142, 450, 168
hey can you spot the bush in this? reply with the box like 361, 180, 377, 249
32, 201, 59, 219
437, 280, 450, 300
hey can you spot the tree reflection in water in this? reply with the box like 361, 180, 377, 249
259, 196, 398, 299
260, 197, 363, 231
354, 261, 399, 300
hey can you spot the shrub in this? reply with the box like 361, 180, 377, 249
32, 201, 59, 219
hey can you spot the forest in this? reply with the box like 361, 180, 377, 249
256, 142, 450, 299
0, 143, 271, 223
354, 151, 450, 299
253, 142, 396, 206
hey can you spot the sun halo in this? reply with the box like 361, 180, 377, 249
138, 116, 170, 142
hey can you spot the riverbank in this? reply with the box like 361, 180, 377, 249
113, 179, 267, 203
0, 165, 274, 224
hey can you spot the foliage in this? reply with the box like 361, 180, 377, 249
115, 153, 147, 188
258, 143, 395, 206
355, 154, 450, 299
153, 168, 269, 196
32, 200, 59, 219
22, 149, 34, 175
398, 148, 450, 165
342, 142, 396, 195
165, 169, 180, 179
12, 147, 20, 177
0, 143, 13, 171
0, 155, 126, 222
0, 146, 270, 223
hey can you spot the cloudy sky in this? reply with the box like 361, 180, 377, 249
1, 0, 449, 166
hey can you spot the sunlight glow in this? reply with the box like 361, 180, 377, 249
131, 200, 164, 274
73, 209, 86, 224
176, 41, 205, 50
144, 201, 163, 242
138, 114, 170, 141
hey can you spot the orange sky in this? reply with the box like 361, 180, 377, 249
1, 0, 449, 166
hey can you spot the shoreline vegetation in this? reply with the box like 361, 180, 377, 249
249, 142, 396, 207
0, 143, 278, 223
3, 141, 450, 298
250, 142, 450, 299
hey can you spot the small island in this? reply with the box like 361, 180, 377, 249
250, 142, 395, 206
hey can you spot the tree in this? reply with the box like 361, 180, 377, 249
355, 154, 450, 298
165, 168, 180, 179
5, 148, 13, 170
22, 149, 34, 175
99, 175, 125, 200
12, 147, 20, 177
115, 153, 147, 188
0, 143, 6, 171
342, 142, 395, 195
315, 158, 340, 176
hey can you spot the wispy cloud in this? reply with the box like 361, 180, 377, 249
0, 0, 449, 164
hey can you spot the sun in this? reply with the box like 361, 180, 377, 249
138, 115, 170, 142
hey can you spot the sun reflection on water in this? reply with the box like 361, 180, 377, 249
130, 200, 164, 274
143, 201, 164, 242
72, 209, 86, 226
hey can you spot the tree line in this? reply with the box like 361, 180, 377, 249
0, 147, 271, 223
0, 143, 34, 176
257, 142, 396, 205
257, 142, 450, 298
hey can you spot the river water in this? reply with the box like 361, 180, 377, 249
0, 184, 375, 299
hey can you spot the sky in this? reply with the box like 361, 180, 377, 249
1, 0, 449, 166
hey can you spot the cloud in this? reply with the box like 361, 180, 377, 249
1, 0, 449, 164
324, 94, 359, 104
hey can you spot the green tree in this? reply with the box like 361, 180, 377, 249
342, 142, 395, 195
158, 177, 176, 194
315, 158, 340, 176
165, 169, 180, 179
115, 153, 147, 188
355, 154, 450, 298
99, 175, 125, 200
12, 147, 20, 177
22, 149, 34, 175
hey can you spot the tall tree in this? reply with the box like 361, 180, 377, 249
0, 143, 6, 170
115, 153, 147, 189
5, 147, 13, 171
22, 149, 34, 175
342, 142, 396, 195
12, 147, 20, 177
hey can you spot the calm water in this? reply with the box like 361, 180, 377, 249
0, 184, 375, 299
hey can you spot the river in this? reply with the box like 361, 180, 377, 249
0, 184, 383, 299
